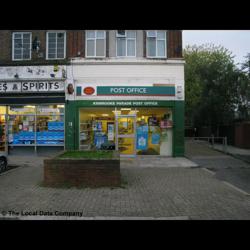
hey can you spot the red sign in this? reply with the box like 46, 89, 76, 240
83, 87, 95, 95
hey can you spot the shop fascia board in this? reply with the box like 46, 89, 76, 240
70, 58, 185, 66
0, 77, 66, 82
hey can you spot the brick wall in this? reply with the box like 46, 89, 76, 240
235, 122, 250, 149
167, 30, 182, 58
0, 30, 183, 64
0, 30, 12, 62
0, 30, 69, 66
44, 158, 121, 187
67, 30, 84, 58
67, 30, 183, 59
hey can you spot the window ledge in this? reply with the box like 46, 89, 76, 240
70, 57, 185, 65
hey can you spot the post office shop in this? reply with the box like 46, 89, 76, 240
65, 85, 185, 157
77, 105, 173, 157
0, 81, 65, 156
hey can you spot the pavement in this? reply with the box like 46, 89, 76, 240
121, 155, 198, 168
212, 143, 250, 164
0, 152, 249, 220
185, 140, 250, 194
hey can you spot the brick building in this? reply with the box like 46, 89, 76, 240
0, 30, 185, 157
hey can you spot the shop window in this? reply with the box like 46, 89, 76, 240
12, 32, 32, 60
146, 30, 166, 58
7, 105, 64, 147
36, 105, 64, 146
86, 30, 106, 58
78, 107, 173, 156
79, 108, 115, 151
8, 105, 36, 145
116, 30, 136, 57
136, 108, 172, 156
46, 31, 66, 59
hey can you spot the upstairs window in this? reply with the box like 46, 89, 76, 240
46, 31, 66, 59
116, 30, 136, 57
146, 30, 166, 58
86, 30, 106, 57
12, 32, 32, 60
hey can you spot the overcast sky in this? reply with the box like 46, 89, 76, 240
183, 30, 250, 66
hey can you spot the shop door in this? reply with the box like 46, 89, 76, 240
115, 114, 136, 157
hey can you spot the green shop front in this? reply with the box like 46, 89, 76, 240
65, 85, 184, 157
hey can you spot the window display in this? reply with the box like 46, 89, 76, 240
79, 107, 172, 156
36, 105, 64, 145
8, 115, 35, 145
79, 108, 115, 151
0, 105, 65, 150
136, 108, 172, 155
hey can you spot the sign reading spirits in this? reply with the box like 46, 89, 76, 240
0, 81, 65, 93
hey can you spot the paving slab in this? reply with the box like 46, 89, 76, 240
121, 156, 198, 168
0, 158, 249, 220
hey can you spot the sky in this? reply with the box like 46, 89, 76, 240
183, 30, 250, 66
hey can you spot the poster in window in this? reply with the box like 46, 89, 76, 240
136, 133, 148, 150
160, 120, 168, 128
148, 116, 158, 126
107, 123, 114, 141
161, 130, 168, 142
151, 133, 160, 145
136, 125, 148, 150
96, 121, 102, 131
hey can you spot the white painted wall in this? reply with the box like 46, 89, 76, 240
0, 65, 67, 80
66, 62, 185, 101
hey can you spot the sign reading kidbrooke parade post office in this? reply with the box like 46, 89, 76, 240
88, 101, 168, 107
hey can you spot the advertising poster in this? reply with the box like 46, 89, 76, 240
96, 121, 102, 131
161, 130, 168, 142
136, 125, 148, 150
151, 133, 160, 145
107, 123, 114, 141
148, 116, 158, 126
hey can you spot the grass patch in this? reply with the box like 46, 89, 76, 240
57, 150, 114, 159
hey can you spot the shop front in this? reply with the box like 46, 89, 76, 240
0, 104, 65, 155
65, 99, 184, 157
65, 62, 185, 157
0, 66, 66, 155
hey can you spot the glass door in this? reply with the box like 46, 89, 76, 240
115, 114, 136, 157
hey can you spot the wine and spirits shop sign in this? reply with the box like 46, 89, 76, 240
0, 81, 65, 93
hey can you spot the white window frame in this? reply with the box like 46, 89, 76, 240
85, 30, 106, 58
146, 30, 167, 58
46, 31, 66, 60
12, 32, 32, 61
116, 30, 136, 57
